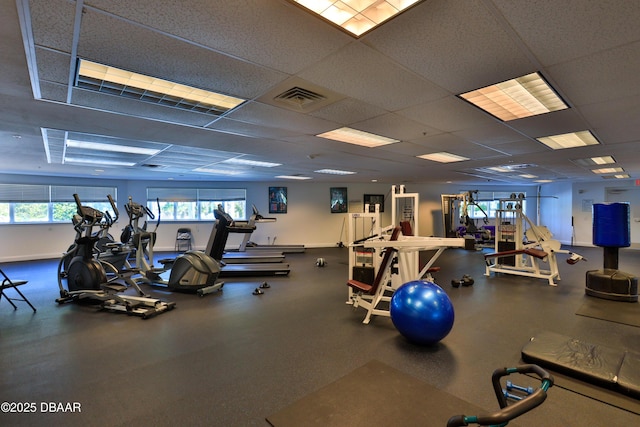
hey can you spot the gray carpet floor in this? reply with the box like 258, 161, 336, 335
1, 245, 639, 426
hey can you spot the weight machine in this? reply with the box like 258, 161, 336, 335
484, 194, 584, 286
441, 190, 491, 244
346, 203, 383, 304
346, 186, 465, 324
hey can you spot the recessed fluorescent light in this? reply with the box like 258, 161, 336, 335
591, 156, 615, 165
64, 157, 136, 167
487, 166, 511, 173
592, 167, 624, 174
573, 156, 616, 166
222, 158, 282, 168
417, 152, 469, 163
66, 139, 161, 156
534, 179, 553, 183
317, 127, 399, 147
77, 59, 245, 114
314, 168, 356, 175
291, 0, 422, 37
614, 174, 630, 179
275, 175, 312, 180
459, 72, 568, 121
536, 130, 600, 150
194, 167, 241, 175
519, 174, 538, 179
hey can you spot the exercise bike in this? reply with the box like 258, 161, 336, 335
125, 197, 224, 297
56, 194, 176, 319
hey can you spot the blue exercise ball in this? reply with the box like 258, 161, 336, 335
390, 280, 455, 345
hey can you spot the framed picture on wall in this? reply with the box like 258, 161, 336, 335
363, 194, 384, 212
330, 187, 348, 213
269, 186, 287, 214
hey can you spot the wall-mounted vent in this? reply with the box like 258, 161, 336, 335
274, 87, 326, 109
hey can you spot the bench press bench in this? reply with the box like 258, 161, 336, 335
484, 248, 548, 262
484, 243, 565, 286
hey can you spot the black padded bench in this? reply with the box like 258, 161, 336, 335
522, 330, 640, 398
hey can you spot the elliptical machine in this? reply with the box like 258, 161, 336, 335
56, 194, 176, 319
125, 197, 224, 297
59, 194, 134, 287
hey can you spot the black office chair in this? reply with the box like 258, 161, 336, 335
175, 228, 193, 252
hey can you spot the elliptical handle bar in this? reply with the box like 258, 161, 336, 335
124, 196, 155, 221
446, 364, 553, 427
73, 193, 103, 226
107, 194, 119, 223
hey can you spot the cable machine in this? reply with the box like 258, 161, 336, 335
391, 185, 420, 288
441, 190, 490, 242
347, 203, 382, 303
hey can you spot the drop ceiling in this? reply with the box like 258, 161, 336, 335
1, 0, 640, 184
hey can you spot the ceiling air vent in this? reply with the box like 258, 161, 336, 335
274, 87, 326, 109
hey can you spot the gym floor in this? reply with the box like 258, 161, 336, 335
1, 245, 639, 426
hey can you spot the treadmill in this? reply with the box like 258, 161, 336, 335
234, 205, 305, 254
221, 251, 285, 264
207, 208, 290, 277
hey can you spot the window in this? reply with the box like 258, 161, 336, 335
146, 187, 246, 221
0, 184, 117, 224
466, 192, 526, 219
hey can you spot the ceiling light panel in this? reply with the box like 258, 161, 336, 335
275, 175, 313, 180
148, 149, 234, 169
76, 59, 245, 116
194, 167, 242, 175
221, 158, 282, 167
459, 72, 568, 121
417, 152, 469, 163
314, 168, 356, 175
291, 0, 423, 37
66, 139, 162, 156
592, 167, 624, 174
572, 156, 616, 167
64, 158, 136, 167
317, 127, 399, 147
537, 130, 600, 150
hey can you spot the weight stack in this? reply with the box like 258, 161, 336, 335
586, 269, 638, 302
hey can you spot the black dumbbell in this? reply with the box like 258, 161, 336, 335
451, 275, 474, 288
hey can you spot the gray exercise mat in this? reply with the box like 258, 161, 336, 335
575, 297, 640, 327
266, 359, 514, 427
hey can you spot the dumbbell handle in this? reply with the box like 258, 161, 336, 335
502, 389, 523, 401
506, 380, 534, 394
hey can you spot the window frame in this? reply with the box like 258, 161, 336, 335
146, 187, 247, 221
0, 184, 117, 224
